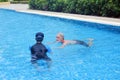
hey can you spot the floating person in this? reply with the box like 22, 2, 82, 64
48, 32, 93, 48
30, 32, 52, 71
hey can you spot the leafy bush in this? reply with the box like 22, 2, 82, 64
9, 0, 29, 4
29, 0, 120, 18
101, 0, 120, 17
29, 0, 48, 10
64, 0, 77, 13
10, 0, 29, 4
48, 0, 67, 12
13, 0, 29, 1
0, 0, 8, 2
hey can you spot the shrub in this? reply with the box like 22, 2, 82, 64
64, 0, 77, 13
0, 0, 8, 2
10, 0, 29, 4
29, 0, 120, 18
29, 0, 48, 10
46, 0, 66, 12
101, 0, 120, 17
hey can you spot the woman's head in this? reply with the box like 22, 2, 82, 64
35, 32, 44, 42
56, 32, 64, 42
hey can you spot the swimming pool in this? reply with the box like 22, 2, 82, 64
0, 9, 120, 80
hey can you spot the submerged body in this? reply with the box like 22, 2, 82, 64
55, 32, 93, 48
30, 43, 51, 64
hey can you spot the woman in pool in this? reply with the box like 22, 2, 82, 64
50, 32, 93, 48
30, 32, 52, 70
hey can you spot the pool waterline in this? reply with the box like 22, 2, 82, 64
1, 8, 120, 34
16, 9, 120, 27
0, 4, 120, 26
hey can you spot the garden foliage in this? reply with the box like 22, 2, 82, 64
0, 0, 8, 2
29, 0, 120, 17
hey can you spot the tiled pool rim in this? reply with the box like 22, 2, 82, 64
0, 4, 120, 26
18, 10, 120, 27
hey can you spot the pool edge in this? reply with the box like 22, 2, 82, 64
16, 9, 120, 27
0, 8, 120, 27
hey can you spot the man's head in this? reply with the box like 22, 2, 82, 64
35, 32, 44, 42
56, 32, 64, 42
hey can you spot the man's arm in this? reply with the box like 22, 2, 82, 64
47, 41, 57, 44
54, 43, 67, 48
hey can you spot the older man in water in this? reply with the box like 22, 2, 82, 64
52, 32, 93, 48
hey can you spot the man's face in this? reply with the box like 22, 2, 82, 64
56, 35, 63, 42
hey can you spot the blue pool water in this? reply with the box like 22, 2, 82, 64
0, 9, 120, 80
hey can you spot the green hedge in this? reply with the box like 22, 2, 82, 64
10, 0, 29, 4
29, 0, 48, 10
10, 1, 29, 4
13, 0, 29, 1
29, 0, 120, 18
0, 0, 8, 2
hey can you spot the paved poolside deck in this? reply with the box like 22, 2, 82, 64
0, 4, 120, 26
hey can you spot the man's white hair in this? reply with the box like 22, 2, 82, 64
57, 32, 64, 39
